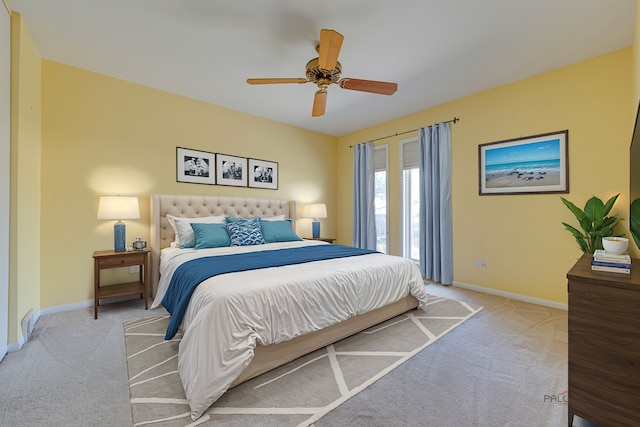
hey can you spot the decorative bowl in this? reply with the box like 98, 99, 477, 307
602, 237, 629, 255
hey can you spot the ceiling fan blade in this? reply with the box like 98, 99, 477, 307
312, 90, 327, 117
246, 78, 308, 84
318, 29, 344, 71
339, 78, 398, 95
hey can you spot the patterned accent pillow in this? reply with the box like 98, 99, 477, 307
226, 217, 266, 246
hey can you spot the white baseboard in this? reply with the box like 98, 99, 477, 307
452, 280, 567, 311
7, 294, 145, 353
38, 293, 143, 317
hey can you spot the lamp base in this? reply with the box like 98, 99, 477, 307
114, 222, 126, 252
312, 220, 320, 239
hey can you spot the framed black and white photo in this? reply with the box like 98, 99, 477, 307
176, 147, 215, 185
479, 130, 569, 195
248, 158, 278, 190
216, 154, 247, 187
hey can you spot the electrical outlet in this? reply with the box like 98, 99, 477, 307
129, 265, 140, 274
474, 261, 486, 268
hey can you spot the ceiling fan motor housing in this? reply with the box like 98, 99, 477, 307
306, 58, 342, 84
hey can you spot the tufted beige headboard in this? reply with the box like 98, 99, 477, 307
149, 194, 300, 297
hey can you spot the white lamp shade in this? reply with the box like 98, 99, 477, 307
302, 203, 327, 220
97, 196, 140, 220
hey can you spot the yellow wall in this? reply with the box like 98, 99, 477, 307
635, 0, 640, 106
336, 48, 633, 305
8, 13, 41, 343
39, 60, 337, 308
7, 11, 639, 337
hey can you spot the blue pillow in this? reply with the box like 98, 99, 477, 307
260, 219, 302, 243
226, 217, 266, 246
168, 215, 225, 248
191, 223, 231, 249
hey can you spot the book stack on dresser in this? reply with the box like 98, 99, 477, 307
591, 249, 631, 274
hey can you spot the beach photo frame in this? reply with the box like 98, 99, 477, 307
479, 130, 569, 195
176, 147, 215, 185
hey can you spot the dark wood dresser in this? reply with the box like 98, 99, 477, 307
567, 254, 640, 426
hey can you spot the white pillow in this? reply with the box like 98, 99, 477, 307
166, 214, 226, 247
261, 214, 286, 222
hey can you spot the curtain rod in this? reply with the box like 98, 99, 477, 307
350, 117, 459, 147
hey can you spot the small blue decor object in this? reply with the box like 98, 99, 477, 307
312, 220, 320, 238
114, 222, 126, 252
97, 195, 140, 252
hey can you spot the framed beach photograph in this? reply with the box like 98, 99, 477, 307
176, 147, 215, 185
479, 130, 569, 195
216, 154, 247, 187
248, 158, 278, 190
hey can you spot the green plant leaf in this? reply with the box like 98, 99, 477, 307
584, 196, 605, 228
631, 198, 640, 249
561, 197, 591, 232
602, 194, 620, 217
562, 222, 583, 237
562, 222, 589, 254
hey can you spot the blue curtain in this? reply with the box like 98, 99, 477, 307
419, 123, 452, 284
352, 141, 377, 249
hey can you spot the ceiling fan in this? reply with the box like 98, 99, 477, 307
246, 29, 398, 117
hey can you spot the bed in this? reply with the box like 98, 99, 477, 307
149, 194, 428, 420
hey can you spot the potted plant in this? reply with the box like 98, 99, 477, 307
561, 194, 623, 254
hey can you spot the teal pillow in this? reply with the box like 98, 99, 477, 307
169, 215, 225, 248
260, 219, 302, 243
191, 223, 231, 249
226, 217, 266, 246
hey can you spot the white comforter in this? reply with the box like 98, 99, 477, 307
151, 240, 428, 420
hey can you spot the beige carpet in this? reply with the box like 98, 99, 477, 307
124, 295, 482, 427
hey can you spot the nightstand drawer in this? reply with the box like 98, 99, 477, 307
97, 252, 146, 268
304, 237, 336, 243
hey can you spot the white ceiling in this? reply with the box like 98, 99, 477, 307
7, 0, 635, 137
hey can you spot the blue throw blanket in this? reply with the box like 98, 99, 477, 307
162, 244, 378, 339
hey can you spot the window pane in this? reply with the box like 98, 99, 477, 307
410, 168, 420, 261
409, 168, 420, 260
374, 170, 387, 253
403, 168, 420, 262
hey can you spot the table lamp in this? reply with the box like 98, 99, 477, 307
97, 196, 140, 252
302, 203, 327, 239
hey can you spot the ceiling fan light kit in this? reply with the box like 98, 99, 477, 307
247, 29, 398, 117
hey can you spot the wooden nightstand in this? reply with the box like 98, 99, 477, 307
304, 237, 336, 243
93, 249, 149, 319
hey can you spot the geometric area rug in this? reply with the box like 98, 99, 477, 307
124, 295, 483, 427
